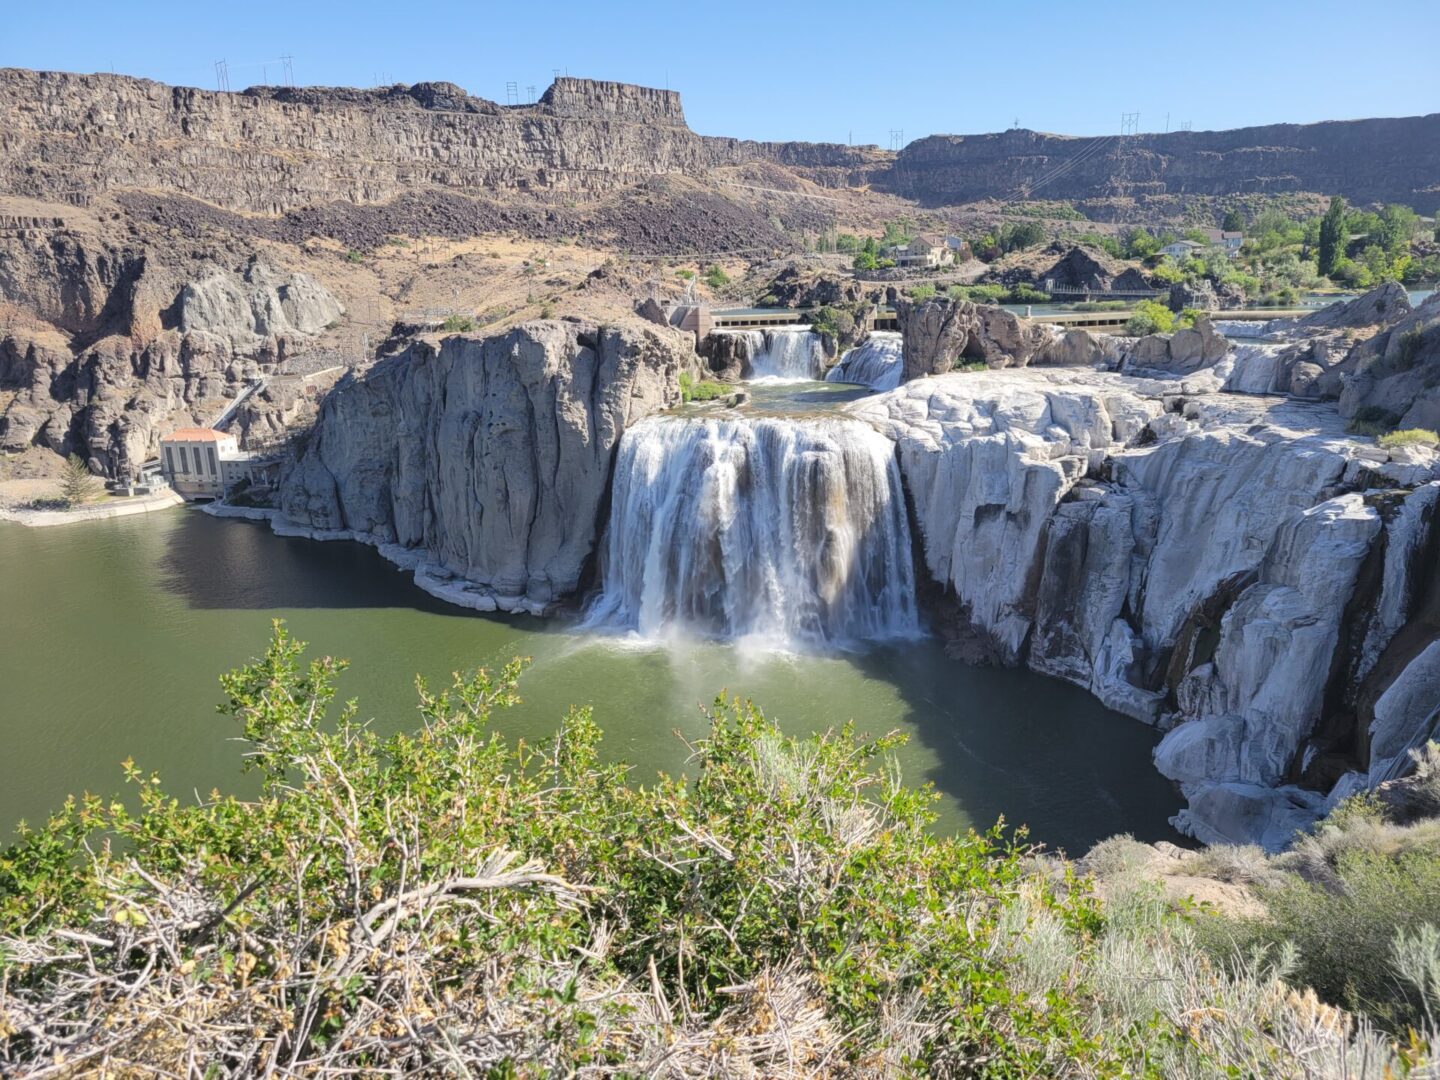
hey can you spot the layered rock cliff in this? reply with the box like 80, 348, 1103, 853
0, 69, 881, 214
883, 114, 1440, 212
276, 320, 688, 613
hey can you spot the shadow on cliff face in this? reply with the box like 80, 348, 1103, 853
156, 512, 521, 620
838, 641, 1188, 855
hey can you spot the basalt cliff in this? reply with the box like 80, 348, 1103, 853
884, 114, 1440, 213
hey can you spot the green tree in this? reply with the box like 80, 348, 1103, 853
1222, 208, 1246, 233
58, 453, 100, 508
1318, 196, 1347, 276
1377, 204, 1419, 254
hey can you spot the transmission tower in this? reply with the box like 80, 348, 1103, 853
526, 85, 536, 104
505, 81, 519, 106
888, 128, 905, 151
280, 55, 295, 87
1180, 120, 1192, 132
1120, 111, 1140, 136
214, 60, 230, 91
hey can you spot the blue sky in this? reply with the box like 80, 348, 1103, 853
6, 0, 1437, 144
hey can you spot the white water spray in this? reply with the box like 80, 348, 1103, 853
586, 414, 919, 647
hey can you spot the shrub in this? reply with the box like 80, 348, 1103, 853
674, 268, 695, 280
807, 304, 856, 342
679, 372, 729, 402
1006, 283, 1050, 305
1211, 845, 1440, 1031
1124, 299, 1176, 336
907, 283, 937, 301
344, 249, 364, 263
948, 283, 1006, 303
1378, 428, 1439, 449
702, 265, 730, 289
441, 313, 476, 333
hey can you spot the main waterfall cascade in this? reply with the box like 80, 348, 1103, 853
826, 331, 904, 391
585, 414, 920, 647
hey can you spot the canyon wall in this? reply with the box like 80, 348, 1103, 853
276, 320, 689, 613
5, 68, 1434, 216
882, 115, 1440, 212
0, 70, 882, 214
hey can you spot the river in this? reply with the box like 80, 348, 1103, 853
0, 508, 1183, 853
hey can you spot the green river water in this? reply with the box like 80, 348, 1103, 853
0, 509, 1183, 854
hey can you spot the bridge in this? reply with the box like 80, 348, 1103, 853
712, 305, 1305, 334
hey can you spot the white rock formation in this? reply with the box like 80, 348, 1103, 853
180, 260, 343, 349
847, 368, 1440, 849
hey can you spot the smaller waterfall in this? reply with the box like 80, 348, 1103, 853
1211, 319, 1268, 339
826, 332, 903, 391
586, 414, 920, 647
750, 327, 826, 381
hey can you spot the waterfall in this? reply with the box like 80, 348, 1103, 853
1212, 319, 1268, 339
750, 327, 825, 381
826, 331, 903, 391
586, 414, 920, 647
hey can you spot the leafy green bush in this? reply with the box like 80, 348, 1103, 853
1211, 844, 1440, 1031
907, 283, 937, 301
1124, 299, 1177, 336
948, 283, 1006, 303
702, 265, 730, 289
806, 304, 857, 342
1378, 428, 1439, 449
344, 249, 364, 264
679, 372, 729, 402
1006, 283, 1050, 304
441, 313, 476, 333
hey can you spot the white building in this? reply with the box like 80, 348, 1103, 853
1159, 239, 1205, 260
159, 428, 254, 500
890, 234, 954, 269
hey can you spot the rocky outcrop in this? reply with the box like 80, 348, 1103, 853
1039, 246, 1150, 293
895, 297, 1054, 379
276, 320, 688, 613
848, 369, 1440, 849
1122, 317, 1230, 375
1271, 281, 1412, 334
883, 115, 1440, 212
0, 238, 342, 471
179, 259, 343, 349
0, 69, 883, 214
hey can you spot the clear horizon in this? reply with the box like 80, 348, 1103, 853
5, 0, 1438, 145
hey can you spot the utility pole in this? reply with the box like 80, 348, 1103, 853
214, 60, 229, 92
281, 55, 295, 87
505, 81, 518, 107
